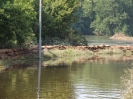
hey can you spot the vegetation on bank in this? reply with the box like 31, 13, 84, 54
121, 66, 133, 99
1, 47, 133, 69
1, 44, 133, 60
42, 48, 93, 60
1, 1, 133, 98
0, 0, 87, 48
1, 0, 133, 48
42, 48, 133, 61
73, 0, 133, 36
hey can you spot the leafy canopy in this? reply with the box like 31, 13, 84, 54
0, 0, 36, 47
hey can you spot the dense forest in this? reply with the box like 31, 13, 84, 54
1, 0, 133, 48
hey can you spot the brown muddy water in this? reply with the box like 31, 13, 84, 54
0, 56, 133, 99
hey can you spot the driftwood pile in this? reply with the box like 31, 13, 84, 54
42, 45, 133, 51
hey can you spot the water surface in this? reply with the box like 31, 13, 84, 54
0, 36, 133, 99
86, 35, 133, 45
0, 58, 132, 99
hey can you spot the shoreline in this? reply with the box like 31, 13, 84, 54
0, 44, 133, 60
110, 33, 133, 41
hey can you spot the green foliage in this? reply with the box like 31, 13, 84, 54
40, 0, 78, 38
90, 0, 133, 36
69, 30, 88, 46
72, 0, 133, 36
72, 13, 93, 35
0, 0, 88, 48
33, 0, 88, 46
42, 30, 88, 46
72, 0, 95, 35
0, 0, 36, 48
2, 0, 133, 48
42, 37, 70, 46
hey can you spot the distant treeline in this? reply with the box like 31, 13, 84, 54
0, 0, 133, 47
74, 0, 133, 36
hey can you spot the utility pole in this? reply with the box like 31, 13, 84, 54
39, 0, 42, 60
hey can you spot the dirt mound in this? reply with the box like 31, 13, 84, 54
110, 33, 133, 41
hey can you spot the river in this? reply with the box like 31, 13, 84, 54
0, 36, 133, 99
86, 35, 133, 46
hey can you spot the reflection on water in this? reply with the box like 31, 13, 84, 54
37, 59, 41, 99
71, 61, 123, 99
0, 57, 133, 99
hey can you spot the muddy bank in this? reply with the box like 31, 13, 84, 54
0, 47, 38, 59
0, 45, 133, 59
110, 33, 133, 41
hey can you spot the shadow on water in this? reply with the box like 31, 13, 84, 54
0, 59, 42, 99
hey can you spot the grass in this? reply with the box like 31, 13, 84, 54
42, 48, 94, 60
1, 47, 133, 68
41, 48, 94, 66
40, 48, 133, 66
121, 66, 133, 99
41, 47, 133, 61
0, 66, 5, 72
97, 49, 123, 54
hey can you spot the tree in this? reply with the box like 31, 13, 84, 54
39, 0, 78, 39
0, 0, 36, 48
90, 0, 133, 36
0, 0, 88, 47
72, 0, 96, 35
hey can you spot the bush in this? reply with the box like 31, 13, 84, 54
42, 30, 88, 46
69, 30, 88, 46
42, 37, 70, 46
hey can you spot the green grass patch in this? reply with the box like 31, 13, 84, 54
97, 49, 123, 54
42, 48, 93, 60
42, 48, 133, 61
